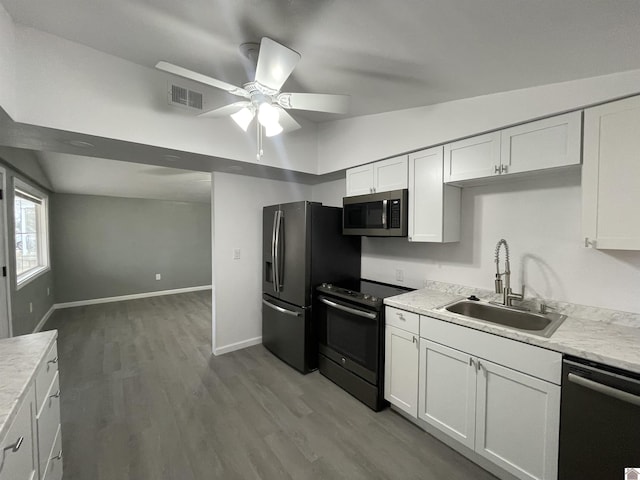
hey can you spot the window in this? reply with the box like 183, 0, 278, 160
14, 179, 49, 285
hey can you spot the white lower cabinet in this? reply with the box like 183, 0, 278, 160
418, 339, 476, 449
386, 309, 561, 480
384, 324, 419, 418
0, 386, 37, 480
475, 359, 560, 480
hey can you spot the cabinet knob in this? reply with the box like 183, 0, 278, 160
500, 164, 508, 174
494, 165, 501, 174
50, 389, 61, 399
50, 450, 63, 461
48, 356, 58, 366
3, 436, 24, 453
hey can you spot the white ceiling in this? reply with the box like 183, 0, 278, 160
38, 154, 212, 203
3, 0, 640, 198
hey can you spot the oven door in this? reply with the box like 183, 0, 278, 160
317, 295, 379, 385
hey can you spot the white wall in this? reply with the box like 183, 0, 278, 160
0, 3, 15, 119
11, 27, 318, 174
211, 172, 311, 354
311, 177, 345, 207
360, 170, 640, 314
317, 69, 640, 174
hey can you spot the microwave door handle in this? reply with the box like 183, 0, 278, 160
271, 211, 278, 293
318, 296, 377, 319
381, 199, 388, 228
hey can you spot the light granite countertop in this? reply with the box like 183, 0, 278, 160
0, 330, 57, 440
385, 285, 640, 375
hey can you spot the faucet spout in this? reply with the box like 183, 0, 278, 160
493, 238, 523, 306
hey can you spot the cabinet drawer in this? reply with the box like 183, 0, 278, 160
386, 307, 419, 334
37, 372, 61, 477
35, 342, 58, 413
41, 425, 63, 480
421, 315, 562, 384
0, 386, 35, 480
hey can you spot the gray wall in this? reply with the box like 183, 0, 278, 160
0, 148, 55, 336
51, 194, 211, 303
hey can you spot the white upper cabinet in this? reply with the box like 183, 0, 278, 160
444, 112, 581, 184
501, 112, 581, 175
345, 155, 408, 196
408, 147, 460, 243
444, 132, 501, 183
583, 95, 640, 250
345, 164, 375, 196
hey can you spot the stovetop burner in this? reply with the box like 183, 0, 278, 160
316, 279, 412, 310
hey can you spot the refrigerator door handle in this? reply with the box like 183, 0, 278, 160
271, 210, 279, 293
262, 299, 301, 317
274, 210, 283, 292
318, 296, 377, 319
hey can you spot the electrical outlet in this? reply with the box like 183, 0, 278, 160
395, 269, 404, 282
155, 273, 161, 280
29, 302, 33, 313
233, 248, 241, 260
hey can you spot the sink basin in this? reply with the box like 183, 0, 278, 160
441, 300, 566, 338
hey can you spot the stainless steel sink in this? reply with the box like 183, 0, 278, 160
441, 300, 566, 338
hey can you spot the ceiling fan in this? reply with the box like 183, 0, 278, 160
156, 37, 349, 152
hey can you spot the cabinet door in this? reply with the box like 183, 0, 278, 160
501, 112, 581, 175
384, 325, 419, 417
373, 155, 408, 193
345, 164, 374, 196
583, 95, 640, 250
444, 132, 501, 183
408, 147, 460, 243
475, 359, 560, 480
0, 386, 36, 480
418, 339, 476, 449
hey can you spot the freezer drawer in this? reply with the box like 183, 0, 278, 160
262, 294, 316, 373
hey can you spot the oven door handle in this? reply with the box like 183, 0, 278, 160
318, 296, 377, 319
262, 299, 301, 317
568, 373, 640, 407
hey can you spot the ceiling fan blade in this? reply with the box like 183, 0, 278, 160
156, 61, 250, 99
255, 38, 301, 91
277, 92, 350, 114
198, 101, 251, 118
277, 108, 302, 134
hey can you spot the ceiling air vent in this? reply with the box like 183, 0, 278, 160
168, 83, 203, 111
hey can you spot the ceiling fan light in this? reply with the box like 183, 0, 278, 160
230, 106, 255, 131
257, 103, 280, 129
264, 122, 284, 137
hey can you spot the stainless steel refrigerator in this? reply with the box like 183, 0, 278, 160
262, 201, 361, 373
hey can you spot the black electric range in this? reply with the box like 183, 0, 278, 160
315, 279, 412, 411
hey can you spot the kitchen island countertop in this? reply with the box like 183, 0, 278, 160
0, 330, 58, 440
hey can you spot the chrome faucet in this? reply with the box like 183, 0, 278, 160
494, 239, 524, 307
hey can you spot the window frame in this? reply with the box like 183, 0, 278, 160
14, 178, 50, 289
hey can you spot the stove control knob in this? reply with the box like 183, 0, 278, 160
363, 294, 371, 300
370, 296, 378, 302
321, 283, 331, 289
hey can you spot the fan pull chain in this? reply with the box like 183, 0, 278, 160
256, 121, 264, 160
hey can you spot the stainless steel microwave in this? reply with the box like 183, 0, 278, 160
342, 189, 408, 236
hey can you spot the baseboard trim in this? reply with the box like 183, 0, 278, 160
214, 336, 262, 356
32, 304, 56, 333
54, 285, 212, 309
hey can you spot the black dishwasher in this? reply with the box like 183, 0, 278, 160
559, 357, 640, 479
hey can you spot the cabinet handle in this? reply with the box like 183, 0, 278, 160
500, 164, 508, 174
494, 165, 500, 174
50, 450, 63, 461
50, 390, 61, 399
412, 336, 417, 344
48, 356, 58, 365
584, 237, 597, 248
3, 436, 24, 453
398, 313, 405, 321
469, 358, 475, 368
478, 361, 485, 373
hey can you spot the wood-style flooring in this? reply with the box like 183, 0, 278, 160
44, 291, 496, 480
